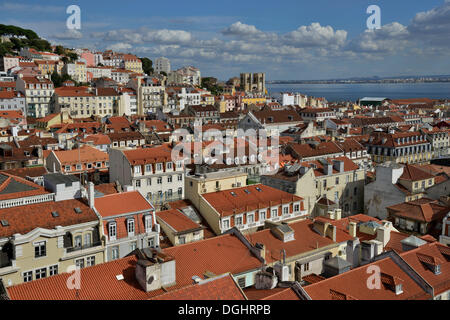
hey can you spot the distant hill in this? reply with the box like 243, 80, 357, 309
0, 24, 51, 56
0, 24, 39, 40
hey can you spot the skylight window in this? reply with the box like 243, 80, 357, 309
51, 211, 59, 218
1, 220, 9, 227
231, 191, 237, 197
74, 207, 82, 214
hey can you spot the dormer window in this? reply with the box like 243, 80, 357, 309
145, 214, 153, 232
434, 264, 441, 275
127, 218, 135, 236
108, 222, 117, 241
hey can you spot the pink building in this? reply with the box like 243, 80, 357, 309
80, 51, 95, 67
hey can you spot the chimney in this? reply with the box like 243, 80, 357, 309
88, 182, 95, 208
376, 226, 390, 247
254, 268, 278, 290
135, 249, 176, 292
255, 243, 265, 261
326, 224, 336, 241
334, 209, 342, 221
349, 221, 357, 238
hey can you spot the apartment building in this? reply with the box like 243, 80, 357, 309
299, 108, 336, 122
168, 66, 201, 86
197, 183, 307, 235
122, 54, 143, 73
386, 198, 449, 236
93, 191, 159, 261
86, 66, 112, 79
185, 170, 248, 209
0, 91, 26, 114
52, 86, 120, 118
108, 145, 185, 205
4, 232, 264, 299
239, 108, 304, 137
45, 145, 109, 176
0, 56, 19, 72
365, 162, 438, 219
261, 156, 365, 217
15, 75, 54, 118
0, 177, 103, 287
62, 62, 87, 83
154, 57, 171, 74
128, 77, 166, 115
281, 93, 307, 107
156, 209, 204, 246
422, 127, 449, 158
365, 131, 433, 164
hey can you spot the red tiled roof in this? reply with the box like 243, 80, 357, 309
399, 164, 434, 181
387, 198, 449, 223
151, 274, 246, 300
94, 183, 118, 196
51, 145, 108, 165
8, 232, 261, 300
244, 287, 301, 300
94, 191, 153, 218
400, 242, 450, 295
0, 198, 98, 238
156, 209, 201, 233
202, 184, 303, 217
304, 256, 430, 300
288, 141, 343, 159
80, 134, 112, 146
245, 219, 342, 264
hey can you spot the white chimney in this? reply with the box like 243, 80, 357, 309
88, 182, 95, 208
376, 227, 390, 247
349, 222, 357, 238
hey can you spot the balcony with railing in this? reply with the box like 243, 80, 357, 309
65, 241, 102, 254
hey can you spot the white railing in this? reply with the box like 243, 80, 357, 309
0, 193, 55, 209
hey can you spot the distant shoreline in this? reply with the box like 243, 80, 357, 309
266, 80, 450, 85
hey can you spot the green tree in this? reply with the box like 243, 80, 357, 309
54, 45, 65, 55
140, 57, 153, 74
0, 42, 14, 56
67, 52, 78, 62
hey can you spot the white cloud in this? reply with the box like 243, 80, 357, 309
106, 42, 132, 51
283, 23, 347, 47
347, 22, 409, 53
0, 2, 64, 13
51, 29, 83, 40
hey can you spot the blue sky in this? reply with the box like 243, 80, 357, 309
1, 0, 450, 80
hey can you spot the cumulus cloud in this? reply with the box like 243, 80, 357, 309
91, 27, 192, 45
106, 42, 132, 51
408, 1, 450, 46
283, 23, 347, 47
222, 22, 261, 36
347, 22, 409, 53
73, 2, 450, 78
